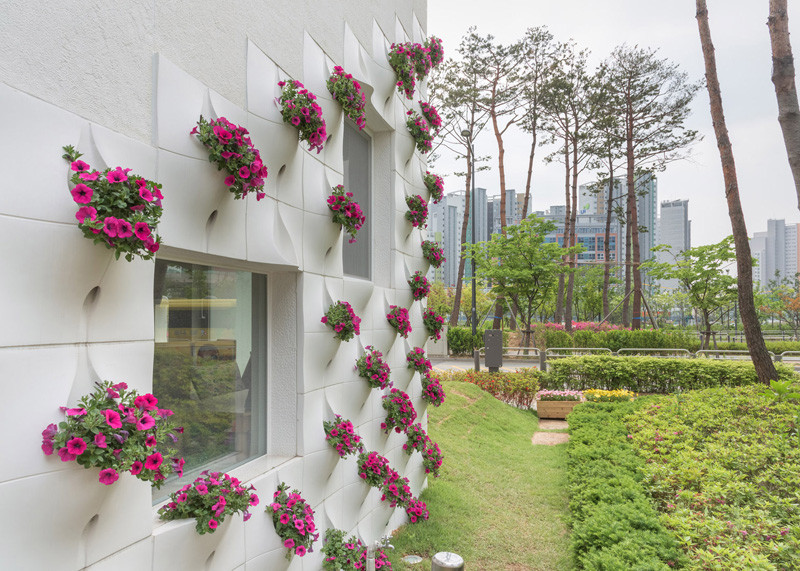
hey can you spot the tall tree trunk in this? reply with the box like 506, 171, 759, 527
623, 190, 632, 327
556, 132, 572, 325
523, 130, 537, 220
565, 128, 580, 332
491, 94, 509, 330
696, 0, 778, 383
449, 148, 473, 327
602, 171, 615, 319
768, 0, 800, 210
626, 104, 643, 330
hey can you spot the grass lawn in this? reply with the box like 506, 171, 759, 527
386, 380, 572, 570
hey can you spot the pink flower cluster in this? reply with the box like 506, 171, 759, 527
422, 308, 445, 341
42, 380, 182, 488
278, 79, 327, 153
536, 390, 584, 402
268, 482, 319, 561
406, 497, 430, 524
402, 422, 428, 455
357, 451, 393, 488
321, 528, 393, 570
323, 415, 364, 458
541, 321, 628, 332
421, 240, 445, 268
158, 470, 259, 534
326, 66, 367, 130
421, 439, 444, 478
405, 109, 434, 153
405, 194, 429, 228
328, 184, 365, 243
406, 347, 432, 375
322, 300, 361, 342
191, 116, 268, 201
421, 373, 446, 407
380, 469, 413, 508
386, 305, 412, 338
419, 101, 442, 133
381, 388, 417, 433
423, 171, 444, 204
355, 346, 392, 390
63, 146, 163, 261
387, 37, 444, 99
408, 271, 431, 301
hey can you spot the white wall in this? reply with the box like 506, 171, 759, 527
0, 0, 435, 569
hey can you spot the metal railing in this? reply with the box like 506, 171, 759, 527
696, 349, 776, 360
545, 347, 613, 358
617, 348, 693, 358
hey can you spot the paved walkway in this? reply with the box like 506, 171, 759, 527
531, 419, 570, 446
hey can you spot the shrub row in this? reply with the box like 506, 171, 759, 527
543, 355, 796, 394
436, 369, 543, 408
567, 401, 687, 569
627, 386, 800, 569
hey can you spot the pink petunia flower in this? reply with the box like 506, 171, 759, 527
134, 222, 151, 240
79, 171, 100, 181
94, 433, 108, 449
103, 409, 123, 429
129, 461, 143, 475
117, 219, 133, 238
134, 393, 158, 410
58, 447, 77, 462
279, 513, 290, 524
145, 434, 157, 447
106, 168, 128, 184
208, 519, 218, 530
71, 160, 91, 172
71, 183, 93, 204
139, 186, 154, 201
144, 452, 163, 470
196, 483, 209, 495
64, 408, 87, 416
296, 545, 307, 557
224, 175, 236, 187
284, 538, 295, 549
75, 206, 98, 223
102, 217, 121, 238
66, 437, 87, 456
136, 414, 155, 431
98, 468, 119, 485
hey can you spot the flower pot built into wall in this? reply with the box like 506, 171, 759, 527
535, 400, 580, 420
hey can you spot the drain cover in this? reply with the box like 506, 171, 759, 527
402, 555, 423, 564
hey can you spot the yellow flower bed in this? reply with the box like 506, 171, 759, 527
583, 388, 637, 402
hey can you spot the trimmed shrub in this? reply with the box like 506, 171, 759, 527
567, 401, 686, 569
447, 325, 509, 356
544, 355, 796, 393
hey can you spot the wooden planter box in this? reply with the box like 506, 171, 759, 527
536, 400, 580, 420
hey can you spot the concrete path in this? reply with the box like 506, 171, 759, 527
531, 419, 569, 446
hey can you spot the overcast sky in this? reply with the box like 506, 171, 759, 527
427, 0, 800, 247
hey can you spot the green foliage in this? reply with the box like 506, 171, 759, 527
567, 401, 686, 569
627, 386, 800, 569
544, 355, 796, 393
438, 369, 542, 408
572, 329, 698, 352
447, 326, 481, 355
533, 324, 574, 349
466, 216, 578, 339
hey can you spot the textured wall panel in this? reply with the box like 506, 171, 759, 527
297, 388, 329, 457
243, 471, 282, 562
245, 39, 287, 124
84, 538, 153, 571
302, 210, 341, 277
151, 516, 245, 571
154, 55, 210, 159
0, 217, 110, 347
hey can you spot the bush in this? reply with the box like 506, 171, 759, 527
438, 369, 542, 408
628, 386, 800, 569
573, 329, 698, 352
533, 324, 573, 350
567, 401, 686, 569
544, 355, 796, 393
447, 325, 508, 356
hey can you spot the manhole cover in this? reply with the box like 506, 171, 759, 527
402, 555, 423, 564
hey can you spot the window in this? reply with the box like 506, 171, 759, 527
153, 260, 267, 493
343, 122, 371, 279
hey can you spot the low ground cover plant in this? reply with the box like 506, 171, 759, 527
408, 271, 430, 301
322, 415, 364, 458
627, 385, 800, 569
386, 305, 412, 338
584, 389, 636, 402
544, 355, 795, 393
438, 369, 541, 408
327, 184, 365, 243
536, 389, 583, 402
321, 300, 361, 342
567, 400, 686, 569
355, 346, 392, 390
267, 482, 318, 560
321, 528, 393, 571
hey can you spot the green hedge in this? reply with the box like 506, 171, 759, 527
568, 401, 686, 569
572, 329, 699, 352
447, 325, 509, 356
543, 355, 796, 393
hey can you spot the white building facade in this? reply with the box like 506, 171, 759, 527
0, 1, 435, 569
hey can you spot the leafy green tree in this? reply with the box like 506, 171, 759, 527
572, 265, 605, 322
466, 216, 579, 347
427, 281, 454, 319
642, 237, 738, 349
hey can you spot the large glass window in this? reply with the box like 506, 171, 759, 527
153, 260, 267, 494
343, 122, 371, 278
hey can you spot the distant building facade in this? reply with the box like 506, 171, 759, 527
655, 199, 691, 291
751, 219, 800, 288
